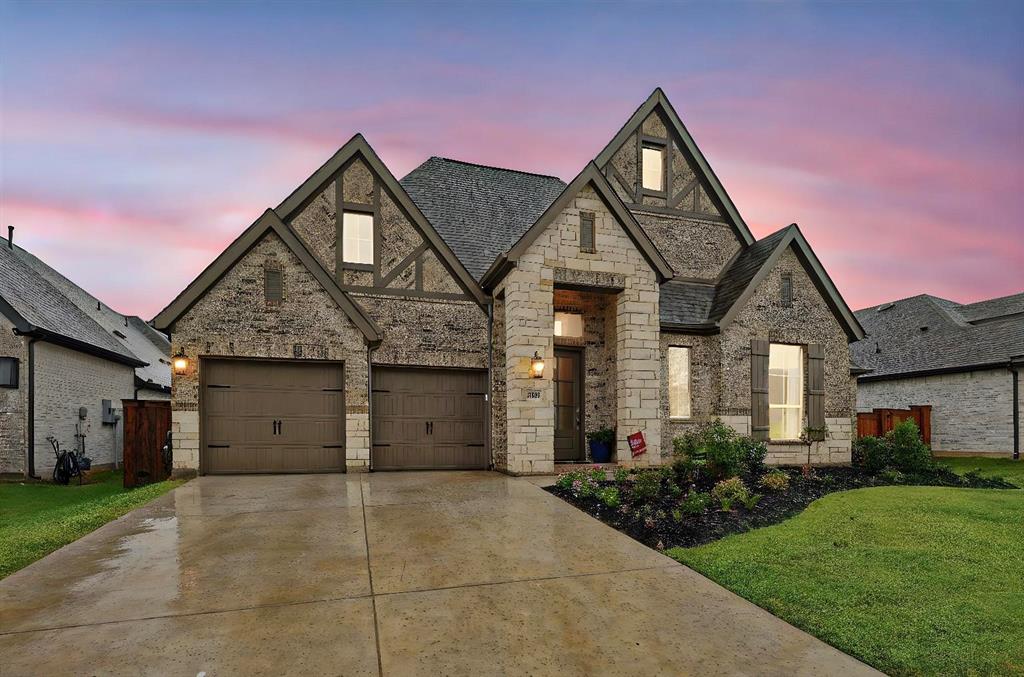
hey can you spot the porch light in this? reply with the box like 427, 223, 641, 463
530, 351, 545, 379
172, 350, 190, 375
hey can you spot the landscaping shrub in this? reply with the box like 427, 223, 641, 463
630, 469, 662, 503
613, 466, 631, 483
853, 420, 934, 475
758, 469, 790, 492
672, 419, 764, 482
597, 486, 620, 509
738, 438, 768, 476
554, 467, 605, 498
678, 490, 712, 515
711, 477, 750, 511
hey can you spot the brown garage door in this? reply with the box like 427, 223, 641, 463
372, 367, 487, 470
202, 359, 345, 474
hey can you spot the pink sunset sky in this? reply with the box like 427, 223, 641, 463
1, 1, 1021, 319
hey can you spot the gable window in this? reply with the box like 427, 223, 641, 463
580, 212, 595, 252
265, 267, 283, 304
668, 347, 691, 418
768, 343, 803, 440
553, 312, 583, 338
342, 211, 374, 265
781, 274, 793, 307
642, 145, 665, 191
0, 357, 18, 388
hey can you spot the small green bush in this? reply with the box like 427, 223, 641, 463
586, 427, 616, 445
853, 420, 933, 474
711, 477, 749, 511
852, 435, 890, 473
555, 467, 605, 498
738, 438, 768, 476
739, 492, 763, 510
630, 469, 662, 502
597, 486, 620, 509
613, 466, 631, 484
678, 490, 712, 515
758, 469, 790, 492
673, 419, 767, 481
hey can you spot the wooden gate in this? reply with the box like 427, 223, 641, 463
123, 400, 172, 488
856, 405, 931, 444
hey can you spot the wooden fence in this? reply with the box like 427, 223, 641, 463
856, 405, 931, 445
122, 400, 172, 488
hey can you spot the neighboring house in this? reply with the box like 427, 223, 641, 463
153, 88, 865, 476
851, 293, 1024, 458
0, 230, 172, 477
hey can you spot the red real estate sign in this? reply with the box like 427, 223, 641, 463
628, 431, 647, 458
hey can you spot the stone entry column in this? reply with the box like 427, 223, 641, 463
614, 277, 662, 465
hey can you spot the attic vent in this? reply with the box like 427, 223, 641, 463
265, 267, 283, 304
877, 303, 894, 311
113, 330, 127, 339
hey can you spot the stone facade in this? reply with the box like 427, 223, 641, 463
0, 316, 28, 474
169, 231, 371, 472
497, 182, 661, 474
858, 368, 1017, 455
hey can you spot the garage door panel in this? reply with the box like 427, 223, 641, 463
372, 367, 487, 470
202, 359, 345, 474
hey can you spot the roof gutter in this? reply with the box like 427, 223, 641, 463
14, 326, 148, 368
479, 254, 514, 291
659, 321, 720, 335
857, 360, 1013, 383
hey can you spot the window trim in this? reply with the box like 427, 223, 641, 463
341, 208, 375, 267
667, 346, 692, 420
640, 141, 667, 196
0, 356, 19, 389
768, 342, 804, 441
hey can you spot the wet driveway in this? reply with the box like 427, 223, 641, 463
0, 472, 877, 676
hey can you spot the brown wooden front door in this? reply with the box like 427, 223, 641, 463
554, 349, 584, 462
372, 367, 487, 470
202, 359, 345, 474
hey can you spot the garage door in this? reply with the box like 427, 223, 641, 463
202, 359, 345, 474
372, 367, 487, 470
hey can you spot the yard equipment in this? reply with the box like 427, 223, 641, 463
48, 435, 87, 485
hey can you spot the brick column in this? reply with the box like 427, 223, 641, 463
614, 277, 661, 465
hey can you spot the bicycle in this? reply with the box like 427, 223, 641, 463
48, 435, 85, 485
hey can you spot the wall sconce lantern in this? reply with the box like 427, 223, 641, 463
172, 350, 190, 375
530, 351, 545, 379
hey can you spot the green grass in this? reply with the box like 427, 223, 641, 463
939, 456, 1024, 484
669, 483, 1024, 676
0, 470, 182, 579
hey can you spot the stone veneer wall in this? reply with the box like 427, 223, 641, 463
717, 246, 856, 464
491, 295, 507, 469
32, 342, 134, 474
659, 332, 722, 447
0, 316, 28, 474
553, 289, 616, 440
169, 231, 370, 473
858, 369, 1017, 455
499, 183, 661, 474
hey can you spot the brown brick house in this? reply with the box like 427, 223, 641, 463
153, 88, 864, 476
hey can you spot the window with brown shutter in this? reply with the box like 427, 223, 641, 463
580, 212, 595, 252
265, 267, 283, 305
750, 339, 770, 441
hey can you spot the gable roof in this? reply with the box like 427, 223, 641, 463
479, 162, 675, 289
659, 224, 865, 342
401, 157, 567, 281
278, 135, 487, 305
152, 209, 382, 343
594, 88, 755, 247
0, 242, 146, 367
850, 293, 1024, 380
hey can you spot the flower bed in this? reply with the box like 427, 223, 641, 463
546, 420, 1017, 550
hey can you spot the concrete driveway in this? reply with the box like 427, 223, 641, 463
0, 472, 877, 676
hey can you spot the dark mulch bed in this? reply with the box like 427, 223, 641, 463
546, 466, 1017, 550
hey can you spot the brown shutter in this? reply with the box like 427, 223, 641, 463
750, 339, 770, 441
807, 343, 826, 432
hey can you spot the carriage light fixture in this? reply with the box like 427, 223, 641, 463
172, 351, 190, 375
530, 351, 545, 379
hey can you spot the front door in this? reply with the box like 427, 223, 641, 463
553, 348, 583, 462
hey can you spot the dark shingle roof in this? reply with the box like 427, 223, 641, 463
850, 293, 1024, 379
660, 281, 716, 326
707, 227, 791, 322
0, 243, 144, 365
400, 157, 566, 280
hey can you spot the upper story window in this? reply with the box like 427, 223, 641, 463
553, 312, 583, 338
0, 357, 18, 388
342, 211, 374, 265
641, 145, 665, 192
768, 343, 803, 440
580, 211, 595, 252
668, 347, 691, 418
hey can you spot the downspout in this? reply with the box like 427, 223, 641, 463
366, 343, 376, 472
26, 337, 40, 479
487, 302, 494, 470
1013, 363, 1020, 461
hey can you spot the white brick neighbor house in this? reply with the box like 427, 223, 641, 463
852, 293, 1024, 458
153, 89, 866, 476
0, 231, 172, 478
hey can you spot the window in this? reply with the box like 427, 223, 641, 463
553, 312, 583, 338
342, 211, 373, 265
265, 267, 283, 303
580, 212, 595, 252
780, 274, 793, 307
668, 347, 691, 418
768, 343, 803, 439
0, 357, 18, 388
641, 146, 664, 191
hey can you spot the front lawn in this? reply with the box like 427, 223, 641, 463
0, 470, 182, 579
940, 456, 1024, 483
670, 486, 1024, 676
